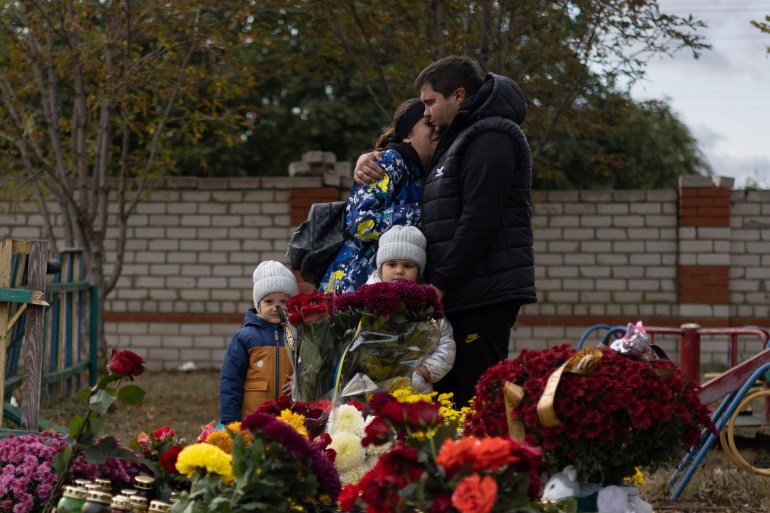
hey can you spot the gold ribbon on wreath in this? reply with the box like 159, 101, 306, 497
504, 347, 603, 440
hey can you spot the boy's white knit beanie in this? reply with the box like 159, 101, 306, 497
252, 261, 298, 308
376, 225, 426, 274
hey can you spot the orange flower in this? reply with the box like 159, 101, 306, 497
469, 437, 519, 471
436, 437, 475, 472
437, 437, 518, 473
452, 473, 497, 513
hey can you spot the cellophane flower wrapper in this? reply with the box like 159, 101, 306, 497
286, 282, 444, 404
337, 317, 441, 399
287, 292, 359, 403
609, 320, 653, 359
294, 321, 352, 402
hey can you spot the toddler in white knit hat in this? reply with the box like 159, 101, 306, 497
220, 261, 298, 425
367, 226, 456, 394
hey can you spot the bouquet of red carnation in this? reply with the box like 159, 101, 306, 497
339, 398, 544, 513
464, 344, 715, 484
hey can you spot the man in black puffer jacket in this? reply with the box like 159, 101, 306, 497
414, 56, 536, 406
353, 56, 537, 406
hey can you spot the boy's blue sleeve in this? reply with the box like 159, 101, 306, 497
219, 331, 249, 423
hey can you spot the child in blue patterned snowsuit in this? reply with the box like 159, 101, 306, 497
319, 98, 437, 293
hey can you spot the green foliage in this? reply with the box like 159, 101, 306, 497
282, 0, 713, 188
533, 94, 713, 189
174, 0, 709, 188
41, 350, 147, 512
173, 424, 337, 513
751, 15, 770, 53
118, 384, 147, 405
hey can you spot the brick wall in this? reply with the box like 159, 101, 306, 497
2, 175, 769, 371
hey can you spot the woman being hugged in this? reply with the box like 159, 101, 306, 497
320, 98, 436, 293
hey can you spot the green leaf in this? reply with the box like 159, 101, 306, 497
84, 444, 107, 465
69, 414, 86, 440
97, 436, 119, 454
98, 373, 123, 389
117, 383, 146, 405
51, 446, 73, 475
113, 449, 147, 465
89, 388, 118, 414
89, 416, 105, 438
75, 387, 92, 401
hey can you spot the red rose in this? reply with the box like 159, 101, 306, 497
406, 401, 441, 428
452, 474, 497, 513
153, 426, 174, 442
108, 349, 145, 380
362, 417, 391, 447
160, 445, 183, 474
379, 400, 409, 426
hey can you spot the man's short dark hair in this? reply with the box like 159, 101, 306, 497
413, 55, 486, 98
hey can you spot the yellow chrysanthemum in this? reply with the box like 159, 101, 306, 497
176, 443, 234, 484
205, 429, 233, 453
392, 386, 437, 404
225, 421, 242, 432
391, 386, 469, 428
623, 467, 645, 487
277, 409, 309, 438
327, 404, 365, 436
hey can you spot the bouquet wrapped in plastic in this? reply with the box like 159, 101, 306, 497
285, 281, 444, 403
284, 291, 358, 402
334, 281, 443, 400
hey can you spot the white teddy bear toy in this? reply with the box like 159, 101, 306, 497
542, 466, 653, 513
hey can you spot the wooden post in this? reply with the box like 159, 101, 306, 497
0, 239, 12, 425
21, 240, 47, 430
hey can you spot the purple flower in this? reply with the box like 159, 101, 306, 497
333, 290, 363, 311
242, 412, 341, 498
0, 431, 140, 513
392, 280, 444, 319
357, 282, 402, 316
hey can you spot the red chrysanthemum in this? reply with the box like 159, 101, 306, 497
464, 344, 715, 483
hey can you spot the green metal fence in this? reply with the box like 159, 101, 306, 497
2, 245, 98, 430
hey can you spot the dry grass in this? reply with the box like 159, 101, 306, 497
35, 370, 770, 512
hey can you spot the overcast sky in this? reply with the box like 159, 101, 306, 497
629, 0, 769, 189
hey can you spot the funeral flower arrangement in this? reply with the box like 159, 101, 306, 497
285, 281, 444, 402
338, 389, 545, 513
464, 343, 715, 484
172, 411, 341, 512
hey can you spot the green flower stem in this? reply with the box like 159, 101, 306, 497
41, 376, 125, 513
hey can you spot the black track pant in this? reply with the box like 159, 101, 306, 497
434, 302, 520, 408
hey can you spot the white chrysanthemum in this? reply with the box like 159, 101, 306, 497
339, 465, 370, 486
326, 404, 365, 436
366, 439, 392, 461
329, 431, 366, 472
